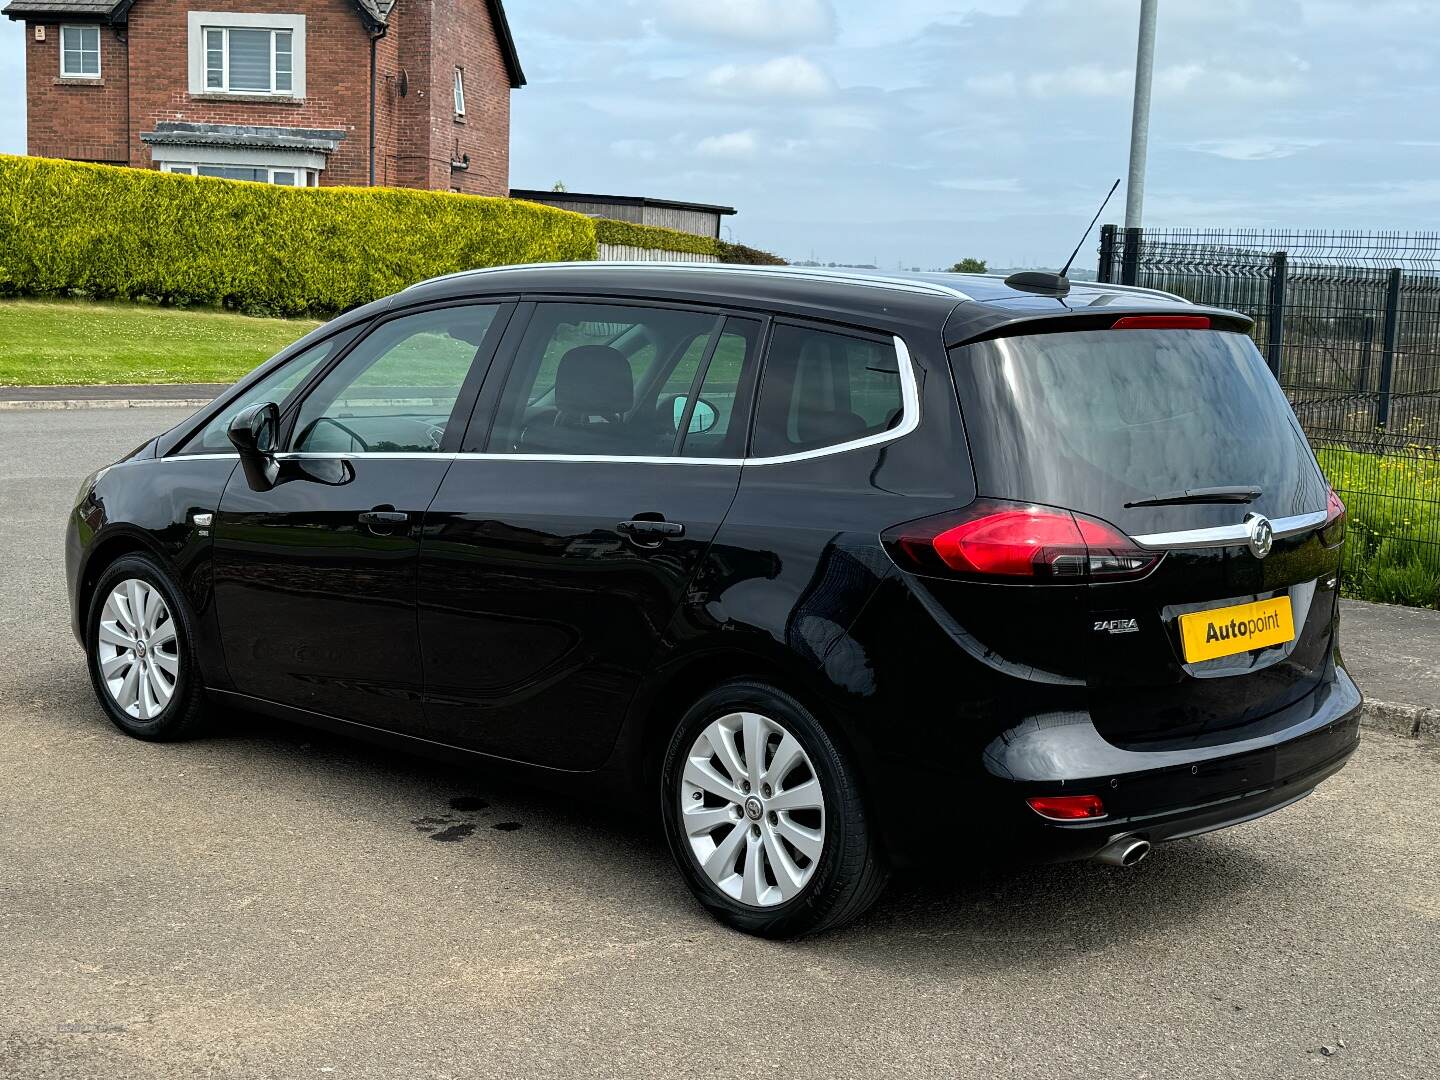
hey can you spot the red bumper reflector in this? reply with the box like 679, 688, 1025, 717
1111, 315, 1212, 330
1026, 794, 1107, 821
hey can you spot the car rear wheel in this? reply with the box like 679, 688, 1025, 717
86, 555, 206, 741
660, 680, 887, 938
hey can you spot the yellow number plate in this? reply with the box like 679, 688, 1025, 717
1179, 596, 1295, 663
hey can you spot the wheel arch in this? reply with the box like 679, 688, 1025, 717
623, 641, 865, 794
77, 529, 172, 647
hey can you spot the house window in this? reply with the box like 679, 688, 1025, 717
162, 162, 316, 186
60, 25, 101, 79
204, 27, 292, 93
453, 68, 465, 117
187, 13, 305, 97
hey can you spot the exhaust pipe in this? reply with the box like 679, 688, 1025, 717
1094, 836, 1152, 867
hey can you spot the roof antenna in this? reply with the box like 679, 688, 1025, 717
1005, 178, 1121, 297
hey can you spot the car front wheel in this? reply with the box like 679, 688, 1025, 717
660, 680, 887, 938
86, 554, 206, 741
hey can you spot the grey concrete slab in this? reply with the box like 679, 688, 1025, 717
1, 408, 1437, 1080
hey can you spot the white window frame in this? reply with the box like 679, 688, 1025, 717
187, 12, 305, 98
161, 162, 317, 186
453, 67, 465, 117
59, 24, 102, 79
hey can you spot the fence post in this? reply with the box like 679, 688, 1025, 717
1376, 267, 1402, 429
1356, 315, 1374, 392
1265, 251, 1287, 379
1097, 224, 1117, 284
1120, 227, 1141, 286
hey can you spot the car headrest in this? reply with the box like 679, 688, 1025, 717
555, 345, 633, 417
795, 408, 867, 445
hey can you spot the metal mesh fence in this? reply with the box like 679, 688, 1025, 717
1098, 227, 1440, 605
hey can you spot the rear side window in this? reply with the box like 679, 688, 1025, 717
485, 303, 759, 458
752, 324, 904, 458
949, 329, 1328, 532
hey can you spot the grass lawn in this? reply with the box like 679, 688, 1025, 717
1316, 446, 1440, 608
0, 299, 320, 386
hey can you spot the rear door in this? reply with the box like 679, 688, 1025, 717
947, 320, 1342, 745
415, 301, 764, 768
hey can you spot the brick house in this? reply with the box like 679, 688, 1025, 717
2, 0, 524, 193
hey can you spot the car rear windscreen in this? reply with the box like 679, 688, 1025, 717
948, 328, 1329, 534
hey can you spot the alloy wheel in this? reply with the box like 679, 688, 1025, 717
679, 710, 827, 907
96, 578, 179, 720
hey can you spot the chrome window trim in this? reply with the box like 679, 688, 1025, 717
165, 336, 920, 468
1131, 509, 1328, 550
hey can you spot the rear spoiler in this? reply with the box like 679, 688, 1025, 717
943, 304, 1254, 348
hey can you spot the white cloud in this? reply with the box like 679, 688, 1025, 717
1024, 65, 1132, 98
938, 177, 1024, 192
964, 72, 1018, 97
610, 139, 659, 161
695, 130, 760, 159
658, 0, 835, 44
1184, 138, 1328, 161
702, 56, 834, 99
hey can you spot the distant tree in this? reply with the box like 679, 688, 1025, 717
949, 257, 988, 273
551, 181, 567, 192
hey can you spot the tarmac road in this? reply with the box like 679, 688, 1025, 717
2, 407, 1437, 1079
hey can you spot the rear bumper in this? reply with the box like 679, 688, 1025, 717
995, 663, 1363, 864
873, 660, 1362, 868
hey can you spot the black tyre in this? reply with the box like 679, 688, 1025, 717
86, 554, 207, 741
660, 680, 888, 938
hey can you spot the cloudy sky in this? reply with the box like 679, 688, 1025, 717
4, 0, 1439, 268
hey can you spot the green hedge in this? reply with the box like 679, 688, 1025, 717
592, 218, 788, 265
593, 217, 720, 257
0, 155, 597, 317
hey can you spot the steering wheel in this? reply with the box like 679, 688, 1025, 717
302, 416, 371, 452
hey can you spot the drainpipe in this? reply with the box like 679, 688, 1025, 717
368, 25, 387, 185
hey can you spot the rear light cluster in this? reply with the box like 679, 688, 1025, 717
1320, 487, 1347, 548
883, 499, 1161, 583
1026, 794, 1106, 821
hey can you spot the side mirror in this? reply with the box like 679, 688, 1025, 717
228, 401, 280, 490
672, 396, 720, 435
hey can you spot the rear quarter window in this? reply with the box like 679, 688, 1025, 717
752, 324, 904, 457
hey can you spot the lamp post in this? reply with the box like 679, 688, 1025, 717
1123, 0, 1158, 229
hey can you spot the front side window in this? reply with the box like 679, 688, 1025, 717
485, 303, 760, 458
453, 67, 465, 116
752, 324, 905, 458
60, 25, 101, 78
176, 330, 359, 455
293, 305, 500, 454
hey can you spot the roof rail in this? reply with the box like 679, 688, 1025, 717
406, 261, 975, 302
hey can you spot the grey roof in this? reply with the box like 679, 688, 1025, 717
2, 0, 118, 17
139, 122, 346, 154
512, 189, 737, 217
352, 0, 395, 25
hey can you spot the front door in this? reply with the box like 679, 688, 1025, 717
416, 301, 764, 768
213, 301, 511, 730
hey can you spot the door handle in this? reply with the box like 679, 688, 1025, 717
617, 518, 685, 542
359, 509, 409, 526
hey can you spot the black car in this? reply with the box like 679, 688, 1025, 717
66, 263, 1361, 937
